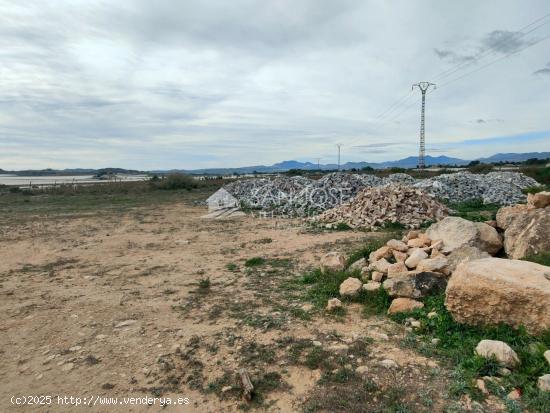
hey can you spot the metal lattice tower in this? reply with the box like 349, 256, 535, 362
412, 82, 436, 169
336, 144, 342, 170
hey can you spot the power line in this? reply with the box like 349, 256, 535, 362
431, 12, 550, 83
375, 90, 414, 120
437, 31, 550, 89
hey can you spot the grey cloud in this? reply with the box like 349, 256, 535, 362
351, 142, 407, 149
533, 62, 550, 76
433, 48, 475, 63
1, 1, 549, 170
481, 30, 533, 54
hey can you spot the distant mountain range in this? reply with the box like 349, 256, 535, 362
2, 152, 548, 176
156, 152, 550, 175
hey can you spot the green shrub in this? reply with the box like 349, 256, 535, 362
152, 173, 199, 190
245, 257, 265, 267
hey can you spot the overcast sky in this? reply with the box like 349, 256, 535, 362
1, 0, 549, 170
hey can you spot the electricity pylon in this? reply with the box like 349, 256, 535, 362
412, 82, 436, 169
336, 144, 343, 170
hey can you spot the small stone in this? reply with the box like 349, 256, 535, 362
61, 363, 74, 372
387, 239, 408, 252
427, 311, 437, 319
363, 281, 381, 292
69, 346, 82, 352
312, 341, 322, 347
431, 338, 440, 345
544, 350, 550, 366
326, 298, 342, 311
371, 258, 390, 273
328, 344, 349, 354
301, 303, 314, 312
507, 389, 521, 400
405, 248, 428, 269
408, 238, 427, 248
475, 340, 520, 368
379, 359, 398, 369
387, 298, 424, 314
221, 386, 233, 393
369, 246, 393, 262
392, 250, 408, 263
498, 368, 511, 376
387, 262, 408, 277
339, 277, 363, 297
476, 379, 489, 395
406, 230, 420, 240
320, 252, 346, 273
410, 320, 421, 328
114, 320, 137, 328
538, 374, 550, 392
371, 271, 384, 282
355, 366, 369, 375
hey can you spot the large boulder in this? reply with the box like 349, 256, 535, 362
383, 272, 447, 298
445, 258, 550, 334
320, 252, 346, 273
496, 205, 550, 259
426, 217, 502, 255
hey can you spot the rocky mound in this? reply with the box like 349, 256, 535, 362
414, 171, 539, 205
313, 185, 449, 229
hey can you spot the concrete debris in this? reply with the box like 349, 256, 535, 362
314, 185, 449, 230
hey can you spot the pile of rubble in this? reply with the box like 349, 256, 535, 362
413, 171, 538, 205
221, 171, 540, 217
223, 173, 385, 216
321, 192, 550, 333
313, 185, 449, 229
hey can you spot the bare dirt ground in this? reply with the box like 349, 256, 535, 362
1, 197, 457, 412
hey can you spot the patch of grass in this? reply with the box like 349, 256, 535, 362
448, 198, 499, 222
334, 222, 352, 231
361, 287, 392, 316
390, 293, 550, 410
239, 341, 276, 365
225, 263, 238, 272
198, 277, 211, 289
522, 186, 545, 194
244, 257, 265, 267
345, 239, 386, 268
253, 237, 273, 244
380, 221, 407, 231
304, 347, 332, 370
522, 252, 550, 266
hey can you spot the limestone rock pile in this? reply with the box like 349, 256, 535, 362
414, 171, 539, 205
314, 185, 449, 229
222, 171, 540, 217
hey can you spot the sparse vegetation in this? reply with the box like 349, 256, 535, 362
391, 294, 550, 410
244, 257, 265, 267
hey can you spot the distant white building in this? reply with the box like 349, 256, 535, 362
206, 188, 238, 212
